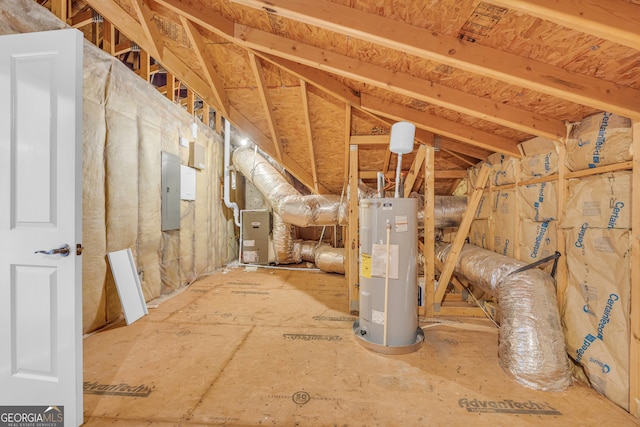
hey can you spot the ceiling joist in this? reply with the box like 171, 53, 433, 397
234, 24, 566, 140
231, 0, 640, 120
180, 16, 231, 117
361, 94, 521, 157
300, 80, 320, 192
130, 0, 163, 60
247, 51, 284, 161
488, 0, 640, 51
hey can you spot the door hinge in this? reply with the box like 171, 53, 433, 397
76, 243, 84, 256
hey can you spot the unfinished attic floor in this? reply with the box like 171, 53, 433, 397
82, 266, 638, 427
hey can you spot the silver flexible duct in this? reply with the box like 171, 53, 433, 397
233, 147, 465, 274
233, 147, 348, 227
297, 241, 345, 274
435, 242, 571, 391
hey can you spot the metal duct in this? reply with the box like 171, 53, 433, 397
232, 147, 465, 274
233, 147, 347, 227
234, 147, 467, 230
298, 241, 345, 274
435, 242, 571, 391
416, 194, 467, 229
272, 212, 301, 264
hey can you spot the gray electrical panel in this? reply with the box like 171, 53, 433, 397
161, 152, 181, 231
241, 210, 271, 264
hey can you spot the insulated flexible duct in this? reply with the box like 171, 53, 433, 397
435, 242, 571, 391
233, 147, 348, 227
232, 147, 464, 273
233, 147, 467, 229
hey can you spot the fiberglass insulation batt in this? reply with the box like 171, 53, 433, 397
0, 0, 229, 333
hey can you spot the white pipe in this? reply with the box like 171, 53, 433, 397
223, 119, 241, 227
394, 153, 403, 198
383, 221, 391, 346
377, 172, 385, 197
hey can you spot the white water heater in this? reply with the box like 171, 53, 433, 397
353, 197, 424, 354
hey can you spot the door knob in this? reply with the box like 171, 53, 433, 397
35, 244, 70, 257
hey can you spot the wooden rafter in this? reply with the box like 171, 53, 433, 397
343, 104, 351, 186
85, 0, 153, 54
230, 104, 329, 193
441, 149, 478, 168
51, 0, 69, 21
359, 170, 467, 180
489, 0, 640, 51
86, 0, 327, 193
361, 94, 521, 157
404, 144, 426, 197
233, 24, 565, 139
147, 0, 512, 159
247, 51, 283, 161
433, 164, 491, 307
69, 8, 92, 28
165, 71, 176, 102
180, 16, 230, 117
129, 0, 162, 60
300, 80, 320, 192
255, 52, 360, 106
231, 0, 640, 120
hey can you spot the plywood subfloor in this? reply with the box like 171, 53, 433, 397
83, 265, 638, 426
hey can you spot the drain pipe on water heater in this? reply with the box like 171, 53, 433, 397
383, 221, 391, 346
223, 119, 241, 227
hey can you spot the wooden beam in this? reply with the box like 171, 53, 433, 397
51, 0, 69, 22
234, 23, 567, 138
202, 103, 210, 126
489, 0, 640, 51
300, 80, 320, 192
165, 71, 176, 102
424, 147, 435, 317
102, 20, 116, 55
343, 104, 352, 185
229, 105, 329, 193
69, 9, 92, 28
442, 148, 479, 168
148, 1, 496, 160
433, 253, 467, 294
256, 52, 361, 107
361, 94, 521, 157
416, 130, 490, 161
85, 0, 154, 59
348, 144, 360, 313
138, 49, 151, 82
231, 0, 640, 120
186, 88, 195, 115
248, 52, 284, 161
631, 121, 640, 416
351, 129, 490, 161
404, 144, 426, 197
360, 170, 466, 180
130, 0, 163, 60
434, 164, 491, 307
155, 0, 235, 40
433, 170, 468, 179
180, 16, 231, 117
350, 135, 389, 146
434, 305, 487, 317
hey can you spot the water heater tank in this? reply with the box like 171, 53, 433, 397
353, 198, 424, 354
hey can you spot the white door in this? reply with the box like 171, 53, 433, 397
0, 29, 83, 426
